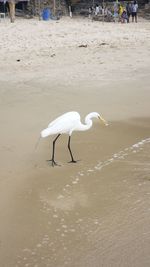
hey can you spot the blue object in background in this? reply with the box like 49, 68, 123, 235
42, 8, 51, 21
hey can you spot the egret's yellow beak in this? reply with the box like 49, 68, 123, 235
98, 116, 108, 126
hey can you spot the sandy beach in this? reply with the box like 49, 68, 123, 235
0, 16, 150, 267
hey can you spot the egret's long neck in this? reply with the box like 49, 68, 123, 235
78, 115, 93, 131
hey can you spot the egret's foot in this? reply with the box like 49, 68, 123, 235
47, 159, 61, 167
68, 160, 77, 163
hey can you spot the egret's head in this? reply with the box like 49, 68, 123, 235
85, 112, 108, 126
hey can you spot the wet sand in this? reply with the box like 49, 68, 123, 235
0, 17, 150, 267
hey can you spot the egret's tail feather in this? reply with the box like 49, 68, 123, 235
41, 128, 52, 138
34, 136, 41, 151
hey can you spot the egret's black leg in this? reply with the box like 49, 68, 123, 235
68, 136, 77, 163
49, 134, 61, 166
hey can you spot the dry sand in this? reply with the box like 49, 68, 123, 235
0, 16, 150, 267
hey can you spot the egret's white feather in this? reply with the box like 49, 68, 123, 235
41, 112, 81, 137
48, 111, 80, 128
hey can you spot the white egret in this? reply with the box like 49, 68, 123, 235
41, 111, 108, 166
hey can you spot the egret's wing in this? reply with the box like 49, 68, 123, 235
41, 112, 82, 137
47, 111, 80, 135
48, 111, 80, 128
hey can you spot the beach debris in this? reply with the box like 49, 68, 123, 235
78, 44, 88, 48
16, 59, 21, 62
99, 42, 108, 46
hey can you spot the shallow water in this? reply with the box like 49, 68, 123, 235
0, 118, 150, 267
